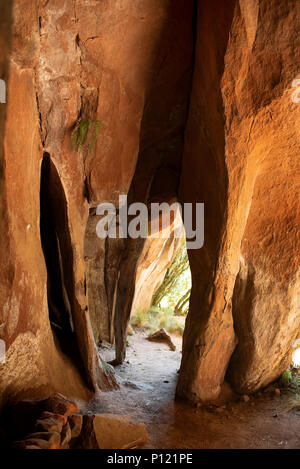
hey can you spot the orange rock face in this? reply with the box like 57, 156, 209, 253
224, 0, 300, 394
177, 0, 300, 402
0, 0, 299, 409
0, 0, 194, 406
132, 207, 185, 317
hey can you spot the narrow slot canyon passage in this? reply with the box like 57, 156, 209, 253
40, 153, 74, 338
90, 217, 300, 449
98, 218, 191, 385
40, 153, 82, 367
86, 325, 300, 449
86, 219, 300, 449
0, 0, 299, 452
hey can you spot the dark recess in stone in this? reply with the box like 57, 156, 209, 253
40, 152, 77, 357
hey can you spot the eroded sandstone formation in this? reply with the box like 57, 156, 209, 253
0, 0, 299, 413
3, 393, 148, 449
177, 0, 300, 402
0, 0, 194, 406
131, 207, 184, 318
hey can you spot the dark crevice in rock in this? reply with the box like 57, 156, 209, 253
39, 153, 82, 370
83, 175, 90, 202
35, 90, 45, 147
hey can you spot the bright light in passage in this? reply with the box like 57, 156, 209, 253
292, 348, 300, 368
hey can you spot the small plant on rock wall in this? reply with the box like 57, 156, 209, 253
71, 118, 103, 152
280, 369, 293, 387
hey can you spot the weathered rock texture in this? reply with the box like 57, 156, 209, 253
4, 393, 148, 449
84, 0, 194, 363
86, 203, 184, 345
92, 413, 148, 449
0, 0, 194, 407
131, 207, 184, 317
177, 0, 300, 402
0, 0, 299, 410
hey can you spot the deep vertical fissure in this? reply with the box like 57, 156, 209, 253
40, 152, 75, 353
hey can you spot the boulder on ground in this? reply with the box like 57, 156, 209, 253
43, 393, 79, 419
60, 423, 72, 449
72, 415, 99, 449
147, 328, 176, 351
5, 393, 78, 441
68, 414, 83, 439
35, 416, 64, 434
24, 431, 61, 449
93, 414, 148, 449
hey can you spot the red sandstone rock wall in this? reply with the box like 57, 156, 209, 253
83, 0, 194, 350
131, 209, 185, 317
177, 0, 300, 402
0, 0, 299, 408
0, 0, 194, 407
0, 0, 93, 408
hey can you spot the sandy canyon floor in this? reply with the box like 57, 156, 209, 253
78, 332, 300, 449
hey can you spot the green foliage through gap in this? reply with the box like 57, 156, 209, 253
131, 306, 185, 336
152, 242, 191, 315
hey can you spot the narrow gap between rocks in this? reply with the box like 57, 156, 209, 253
40, 152, 77, 358
100, 216, 191, 398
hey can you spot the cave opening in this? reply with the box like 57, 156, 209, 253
99, 211, 192, 391
40, 152, 77, 357
130, 237, 191, 343
292, 348, 300, 368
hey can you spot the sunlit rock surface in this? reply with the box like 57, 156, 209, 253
0, 0, 299, 409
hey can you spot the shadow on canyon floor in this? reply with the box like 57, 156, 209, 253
79, 332, 300, 449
